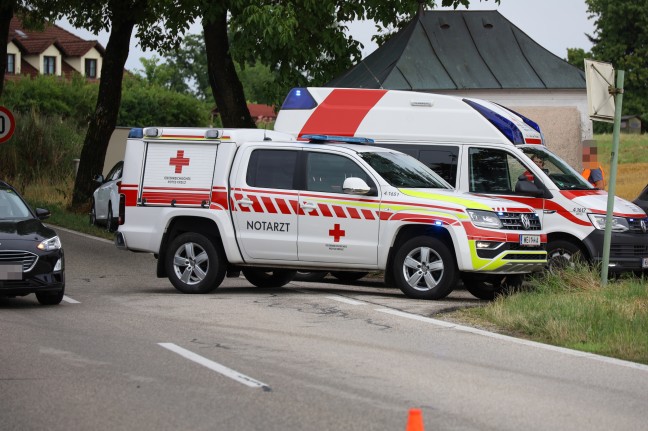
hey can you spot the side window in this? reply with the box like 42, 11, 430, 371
305, 152, 374, 193
246, 149, 298, 189
107, 162, 124, 181
469, 148, 527, 194
418, 147, 459, 186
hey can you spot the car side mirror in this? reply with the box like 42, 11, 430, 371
343, 177, 371, 195
515, 176, 544, 197
35, 208, 51, 220
93, 174, 105, 184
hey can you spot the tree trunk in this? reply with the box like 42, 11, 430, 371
0, 1, 15, 99
203, 7, 255, 128
70, 15, 136, 210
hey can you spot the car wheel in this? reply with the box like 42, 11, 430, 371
242, 269, 297, 288
392, 236, 457, 300
165, 232, 225, 294
293, 271, 328, 282
463, 274, 525, 300
90, 201, 97, 226
106, 205, 115, 232
547, 239, 585, 273
330, 271, 369, 283
36, 288, 64, 305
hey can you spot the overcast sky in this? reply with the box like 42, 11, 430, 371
57, 0, 596, 73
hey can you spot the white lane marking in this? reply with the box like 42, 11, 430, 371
375, 308, 648, 372
50, 225, 114, 244
326, 296, 367, 305
158, 343, 270, 389
62, 295, 80, 304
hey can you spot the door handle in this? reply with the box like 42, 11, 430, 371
301, 201, 317, 212
237, 197, 253, 207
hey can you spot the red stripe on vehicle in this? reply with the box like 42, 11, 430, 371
347, 207, 361, 219
211, 191, 229, 210
361, 209, 375, 220
332, 205, 347, 218
249, 195, 263, 212
318, 203, 333, 217
524, 138, 543, 145
261, 196, 278, 213
275, 198, 292, 214
298, 89, 388, 137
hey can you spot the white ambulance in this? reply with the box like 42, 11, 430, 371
274, 87, 648, 273
115, 127, 547, 300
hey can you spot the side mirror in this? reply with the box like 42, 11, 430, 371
343, 177, 371, 195
93, 174, 105, 184
35, 208, 51, 220
515, 177, 544, 197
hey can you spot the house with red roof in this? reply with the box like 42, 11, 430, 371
6, 17, 104, 80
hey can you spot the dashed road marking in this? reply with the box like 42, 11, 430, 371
158, 343, 271, 389
62, 295, 80, 304
326, 295, 367, 305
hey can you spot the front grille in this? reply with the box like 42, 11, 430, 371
609, 244, 648, 258
498, 212, 541, 231
0, 250, 38, 272
628, 217, 648, 234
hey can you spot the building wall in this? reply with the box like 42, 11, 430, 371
66, 47, 103, 78
24, 45, 63, 76
7, 42, 21, 74
431, 88, 590, 170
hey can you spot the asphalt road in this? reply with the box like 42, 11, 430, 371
1, 228, 647, 431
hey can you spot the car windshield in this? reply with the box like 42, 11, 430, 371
0, 187, 33, 219
360, 151, 451, 189
520, 146, 594, 190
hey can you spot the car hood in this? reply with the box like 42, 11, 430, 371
559, 190, 647, 217
0, 219, 57, 242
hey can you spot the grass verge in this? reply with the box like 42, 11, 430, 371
447, 265, 648, 365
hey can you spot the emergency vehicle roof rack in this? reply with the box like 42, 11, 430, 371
302, 134, 374, 145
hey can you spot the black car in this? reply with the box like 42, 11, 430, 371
0, 181, 65, 305
634, 183, 648, 214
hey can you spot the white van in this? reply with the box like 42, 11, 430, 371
275, 87, 648, 273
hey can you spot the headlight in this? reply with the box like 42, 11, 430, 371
587, 214, 630, 232
467, 210, 503, 229
38, 236, 62, 251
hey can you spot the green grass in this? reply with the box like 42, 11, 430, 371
595, 133, 648, 164
450, 267, 648, 364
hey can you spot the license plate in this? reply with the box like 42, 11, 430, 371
642, 257, 648, 269
0, 264, 22, 280
520, 235, 541, 246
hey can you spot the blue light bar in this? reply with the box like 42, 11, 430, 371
281, 87, 318, 110
302, 134, 374, 144
496, 104, 542, 134
128, 127, 143, 138
463, 99, 524, 145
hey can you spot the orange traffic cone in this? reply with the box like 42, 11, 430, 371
405, 408, 424, 431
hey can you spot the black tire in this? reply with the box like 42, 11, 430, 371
463, 274, 525, 300
293, 271, 328, 282
330, 271, 369, 283
392, 236, 457, 300
36, 287, 64, 305
242, 269, 297, 288
90, 201, 97, 226
106, 205, 116, 232
165, 232, 225, 294
547, 239, 585, 273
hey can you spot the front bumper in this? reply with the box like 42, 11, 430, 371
583, 229, 648, 272
0, 252, 65, 297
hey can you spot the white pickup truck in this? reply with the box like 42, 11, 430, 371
115, 127, 547, 300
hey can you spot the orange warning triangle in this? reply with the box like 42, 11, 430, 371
405, 408, 424, 431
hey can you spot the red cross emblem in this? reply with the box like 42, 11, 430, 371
329, 223, 345, 242
169, 150, 190, 173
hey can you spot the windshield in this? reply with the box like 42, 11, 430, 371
520, 146, 594, 190
360, 151, 451, 189
0, 187, 33, 220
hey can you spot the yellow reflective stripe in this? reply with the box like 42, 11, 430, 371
307, 197, 469, 220
468, 242, 547, 270
399, 189, 491, 211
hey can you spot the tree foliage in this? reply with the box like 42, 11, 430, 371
585, 0, 648, 128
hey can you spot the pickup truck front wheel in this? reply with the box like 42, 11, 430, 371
393, 237, 457, 300
242, 269, 297, 288
166, 233, 225, 294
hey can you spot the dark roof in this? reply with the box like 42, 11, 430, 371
327, 10, 585, 90
9, 16, 105, 57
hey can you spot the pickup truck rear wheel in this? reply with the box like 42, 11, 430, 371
393, 237, 457, 299
242, 269, 297, 288
166, 233, 225, 294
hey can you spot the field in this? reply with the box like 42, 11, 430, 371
595, 133, 648, 200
